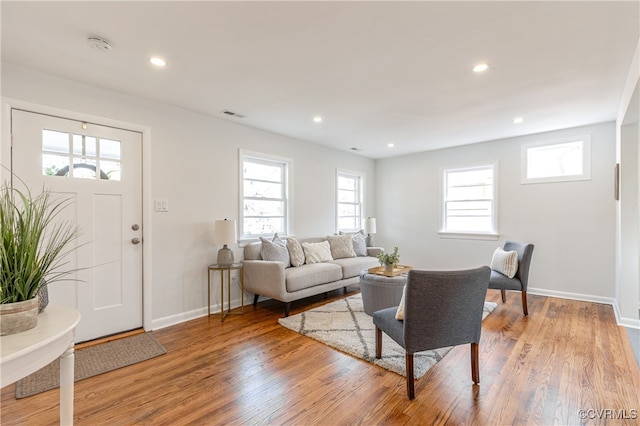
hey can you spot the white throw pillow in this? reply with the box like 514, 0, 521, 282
302, 241, 333, 264
327, 234, 356, 259
339, 230, 368, 256
491, 247, 518, 278
260, 234, 291, 268
395, 284, 407, 320
286, 238, 305, 267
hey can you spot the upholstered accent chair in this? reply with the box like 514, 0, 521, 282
489, 240, 534, 316
372, 267, 491, 400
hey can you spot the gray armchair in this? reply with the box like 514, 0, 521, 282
372, 267, 491, 400
489, 240, 534, 316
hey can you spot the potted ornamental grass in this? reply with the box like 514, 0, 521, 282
0, 180, 79, 335
377, 246, 400, 273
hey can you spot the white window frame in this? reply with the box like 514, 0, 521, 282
239, 150, 292, 239
336, 169, 365, 233
439, 162, 498, 240
521, 135, 591, 184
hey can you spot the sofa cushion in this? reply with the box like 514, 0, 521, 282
286, 238, 305, 267
260, 234, 291, 267
330, 256, 380, 279
285, 263, 343, 292
340, 230, 367, 256
302, 241, 333, 264
327, 234, 356, 259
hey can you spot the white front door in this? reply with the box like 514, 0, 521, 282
11, 109, 143, 342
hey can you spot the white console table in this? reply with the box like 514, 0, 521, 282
1, 305, 81, 425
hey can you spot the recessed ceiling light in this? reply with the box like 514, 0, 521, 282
149, 57, 166, 67
513, 117, 524, 124
473, 63, 489, 73
313, 116, 323, 123
388, 143, 395, 148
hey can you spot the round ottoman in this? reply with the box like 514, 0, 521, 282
359, 270, 407, 316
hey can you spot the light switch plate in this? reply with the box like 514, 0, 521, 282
154, 199, 169, 212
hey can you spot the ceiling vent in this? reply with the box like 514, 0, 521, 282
87, 36, 112, 52
221, 110, 245, 118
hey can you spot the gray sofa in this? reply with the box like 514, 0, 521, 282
243, 235, 382, 316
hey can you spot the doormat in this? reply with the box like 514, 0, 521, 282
15, 332, 166, 398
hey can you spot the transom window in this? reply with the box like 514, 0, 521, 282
42, 129, 121, 181
240, 152, 290, 238
521, 136, 591, 184
441, 163, 497, 237
336, 170, 364, 232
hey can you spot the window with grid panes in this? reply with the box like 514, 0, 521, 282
42, 129, 121, 181
336, 171, 363, 232
241, 153, 290, 238
442, 164, 496, 235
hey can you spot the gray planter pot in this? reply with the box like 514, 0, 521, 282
38, 285, 49, 313
0, 296, 39, 336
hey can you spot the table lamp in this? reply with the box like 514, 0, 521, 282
215, 219, 237, 265
365, 217, 377, 247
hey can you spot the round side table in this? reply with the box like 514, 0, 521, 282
359, 270, 407, 316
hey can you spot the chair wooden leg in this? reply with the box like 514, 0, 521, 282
375, 326, 382, 359
471, 342, 480, 384
406, 353, 415, 400
521, 291, 528, 316
500, 289, 506, 303
253, 294, 260, 306
284, 302, 291, 317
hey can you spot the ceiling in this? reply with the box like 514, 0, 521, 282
2, 1, 639, 159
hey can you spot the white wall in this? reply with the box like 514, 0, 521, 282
0, 60, 631, 327
0, 62, 376, 329
375, 122, 616, 302
616, 37, 640, 328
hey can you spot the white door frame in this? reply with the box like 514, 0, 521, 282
1, 97, 153, 335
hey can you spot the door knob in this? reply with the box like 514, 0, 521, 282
131, 237, 141, 244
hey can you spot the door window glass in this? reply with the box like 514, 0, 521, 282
42, 129, 122, 181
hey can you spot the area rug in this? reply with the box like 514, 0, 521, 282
15, 333, 166, 398
278, 294, 497, 379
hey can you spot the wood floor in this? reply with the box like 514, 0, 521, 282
2, 288, 639, 425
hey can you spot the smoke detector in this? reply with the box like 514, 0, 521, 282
87, 36, 112, 52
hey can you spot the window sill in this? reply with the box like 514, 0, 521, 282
438, 231, 499, 241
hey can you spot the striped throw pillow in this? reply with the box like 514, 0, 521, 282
491, 247, 518, 278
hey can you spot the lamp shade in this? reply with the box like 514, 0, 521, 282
365, 217, 377, 234
214, 219, 237, 245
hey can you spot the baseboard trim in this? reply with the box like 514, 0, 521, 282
529, 287, 639, 330
151, 297, 245, 331
150, 289, 640, 332
528, 287, 616, 305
